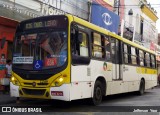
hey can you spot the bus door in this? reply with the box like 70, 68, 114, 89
71, 25, 92, 99
122, 45, 138, 82
110, 38, 121, 80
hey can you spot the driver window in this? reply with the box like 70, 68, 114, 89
71, 29, 89, 57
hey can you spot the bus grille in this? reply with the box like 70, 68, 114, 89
22, 88, 46, 96
23, 82, 48, 87
17, 73, 53, 80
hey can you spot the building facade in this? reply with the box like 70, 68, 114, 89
122, 0, 158, 50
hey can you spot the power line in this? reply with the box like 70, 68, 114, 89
92, 2, 160, 8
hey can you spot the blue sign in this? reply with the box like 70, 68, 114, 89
33, 60, 43, 70
91, 2, 120, 34
0, 64, 5, 70
59, 51, 67, 66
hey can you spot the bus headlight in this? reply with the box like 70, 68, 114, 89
51, 76, 64, 87
11, 76, 20, 86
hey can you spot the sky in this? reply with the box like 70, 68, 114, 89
147, 0, 160, 33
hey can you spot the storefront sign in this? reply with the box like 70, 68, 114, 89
91, 1, 120, 34
0, 64, 5, 70
38, 0, 65, 15
1, 3, 40, 18
41, 4, 65, 15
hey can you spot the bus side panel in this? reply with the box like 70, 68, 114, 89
70, 65, 92, 100
50, 84, 70, 101
70, 60, 113, 100
90, 60, 112, 96
122, 65, 140, 92
137, 67, 157, 89
122, 65, 139, 82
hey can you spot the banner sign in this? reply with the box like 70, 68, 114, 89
91, 2, 120, 34
103, 0, 114, 6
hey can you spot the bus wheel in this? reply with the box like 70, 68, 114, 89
92, 81, 103, 105
138, 80, 145, 95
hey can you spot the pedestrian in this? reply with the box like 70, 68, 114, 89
6, 59, 12, 77
5, 59, 12, 93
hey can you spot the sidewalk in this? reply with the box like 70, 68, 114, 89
0, 92, 17, 105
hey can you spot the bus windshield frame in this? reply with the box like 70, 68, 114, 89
12, 15, 69, 71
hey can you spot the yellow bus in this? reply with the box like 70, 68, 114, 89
11, 14, 157, 105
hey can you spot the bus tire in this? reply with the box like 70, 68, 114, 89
138, 80, 145, 95
92, 80, 103, 105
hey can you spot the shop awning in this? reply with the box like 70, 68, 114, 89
0, 16, 19, 28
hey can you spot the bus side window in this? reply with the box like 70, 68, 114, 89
123, 44, 128, 64
110, 38, 119, 64
139, 50, 144, 66
127, 45, 131, 64
136, 49, 140, 65
104, 36, 111, 61
92, 32, 105, 59
110, 38, 115, 62
79, 31, 89, 57
131, 47, 137, 65
145, 53, 150, 67
151, 55, 155, 68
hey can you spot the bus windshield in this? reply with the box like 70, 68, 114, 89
13, 31, 68, 70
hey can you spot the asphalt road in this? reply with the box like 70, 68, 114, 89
1, 86, 160, 113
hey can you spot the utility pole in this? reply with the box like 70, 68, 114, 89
114, 0, 120, 16
118, 0, 120, 16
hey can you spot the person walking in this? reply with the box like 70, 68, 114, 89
5, 59, 12, 93
6, 59, 12, 77
5, 59, 20, 103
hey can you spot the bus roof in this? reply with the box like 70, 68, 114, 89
69, 14, 110, 35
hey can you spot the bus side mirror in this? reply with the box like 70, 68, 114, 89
1, 37, 6, 49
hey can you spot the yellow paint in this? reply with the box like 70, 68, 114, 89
103, 0, 114, 6
136, 67, 157, 74
107, 64, 112, 71
141, 5, 158, 22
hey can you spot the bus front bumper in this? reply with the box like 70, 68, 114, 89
10, 82, 70, 101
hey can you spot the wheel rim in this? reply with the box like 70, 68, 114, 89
95, 87, 102, 101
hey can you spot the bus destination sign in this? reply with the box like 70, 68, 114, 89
24, 17, 68, 30
25, 20, 58, 29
